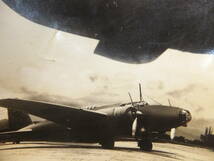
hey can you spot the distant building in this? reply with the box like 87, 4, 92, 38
200, 127, 214, 147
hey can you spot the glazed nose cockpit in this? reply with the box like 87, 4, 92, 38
179, 110, 192, 126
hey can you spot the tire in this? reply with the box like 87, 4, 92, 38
100, 138, 115, 149
13, 141, 20, 144
138, 140, 153, 151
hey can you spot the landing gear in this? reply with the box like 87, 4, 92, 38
138, 139, 153, 151
100, 138, 115, 149
137, 132, 153, 151
13, 141, 20, 144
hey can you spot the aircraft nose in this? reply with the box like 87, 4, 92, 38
179, 109, 192, 126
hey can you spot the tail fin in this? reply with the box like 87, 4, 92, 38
8, 109, 32, 130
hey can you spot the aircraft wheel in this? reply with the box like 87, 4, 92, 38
13, 141, 20, 144
100, 138, 115, 149
138, 140, 153, 151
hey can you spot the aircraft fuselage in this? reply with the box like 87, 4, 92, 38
0, 104, 191, 143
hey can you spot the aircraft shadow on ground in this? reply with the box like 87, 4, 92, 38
0, 142, 180, 160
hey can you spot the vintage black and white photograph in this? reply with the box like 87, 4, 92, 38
0, 0, 214, 161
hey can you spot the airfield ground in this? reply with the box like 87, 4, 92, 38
0, 141, 213, 161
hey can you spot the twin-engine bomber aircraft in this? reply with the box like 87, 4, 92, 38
0, 85, 191, 151
3, 0, 214, 63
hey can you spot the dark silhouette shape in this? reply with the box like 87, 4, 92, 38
3, 0, 214, 63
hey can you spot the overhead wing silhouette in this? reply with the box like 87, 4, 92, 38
2, 0, 214, 63
0, 99, 107, 128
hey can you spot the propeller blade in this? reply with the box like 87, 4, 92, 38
128, 92, 134, 107
136, 111, 143, 115
131, 111, 143, 137
132, 118, 138, 137
139, 83, 143, 102
170, 128, 176, 140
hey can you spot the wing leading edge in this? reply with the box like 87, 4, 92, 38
0, 99, 107, 128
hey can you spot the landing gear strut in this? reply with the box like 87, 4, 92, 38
100, 138, 115, 149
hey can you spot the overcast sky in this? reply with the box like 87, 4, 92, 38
0, 1, 214, 120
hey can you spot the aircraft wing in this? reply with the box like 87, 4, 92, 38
0, 99, 107, 128
3, 0, 214, 64
0, 0, 174, 64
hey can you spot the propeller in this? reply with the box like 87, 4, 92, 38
168, 99, 176, 140
128, 84, 149, 138
170, 128, 176, 140
168, 98, 179, 135
128, 92, 144, 137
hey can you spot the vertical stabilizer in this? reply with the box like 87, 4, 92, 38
8, 109, 32, 130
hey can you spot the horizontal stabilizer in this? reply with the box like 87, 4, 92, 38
8, 109, 32, 130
